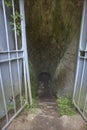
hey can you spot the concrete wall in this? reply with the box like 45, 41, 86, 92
53, 32, 79, 96
25, 0, 83, 96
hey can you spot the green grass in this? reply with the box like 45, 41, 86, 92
7, 103, 14, 111
24, 98, 39, 112
57, 95, 76, 116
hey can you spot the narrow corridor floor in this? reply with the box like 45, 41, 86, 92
7, 98, 86, 130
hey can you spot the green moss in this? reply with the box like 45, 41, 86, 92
53, 0, 65, 40
24, 98, 39, 112
29, 61, 38, 99
57, 95, 76, 116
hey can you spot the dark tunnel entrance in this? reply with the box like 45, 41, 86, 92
38, 72, 52, 98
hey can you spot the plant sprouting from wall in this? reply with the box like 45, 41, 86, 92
5, 0, 21, 36
10, 11, 21, 36
5, 0, 12, 7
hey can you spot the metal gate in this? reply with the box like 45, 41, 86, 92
73, 0, 87, 121
0, 0, 32, 129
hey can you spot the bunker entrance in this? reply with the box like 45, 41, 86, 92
25, 0, 83, 100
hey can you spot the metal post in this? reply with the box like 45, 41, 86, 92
19, 0, 32, 105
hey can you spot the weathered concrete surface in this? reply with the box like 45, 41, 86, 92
53, 32, 80, 96
51, 0, 83, 96
25, 0, 83, 96
7, 99, 87, 130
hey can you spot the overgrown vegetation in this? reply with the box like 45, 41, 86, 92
24, 98, 39, 112
7, 103, 14, 111
10, 11, 21, 36
5, 0, 12, 7
57, 95, 76, 116
5, 0, 21, 36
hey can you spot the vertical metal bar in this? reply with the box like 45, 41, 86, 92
12, 0, 22, 106
77, 58, 85, 106
83, 95, 87, 114
78, 0, 86, 104
83, 43, 87, 113
19, 0, 32, 105
78, 43, 87, 106
79, 0, 86, 50
73, 60, 80, 100
11, 0, 19, 50
0, 67, 8, 122
23, 59, 28, 102
2, 0, 16, 113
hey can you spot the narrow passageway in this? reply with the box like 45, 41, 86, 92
25, 0, 83, 98
0, 0, 87, 130
29, 98, 61, 130
7, 97, 61, 130
6, 97, 86, 130
1, 0, 86, 130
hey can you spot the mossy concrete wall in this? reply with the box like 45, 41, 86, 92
52, 0, 83, 96
25, 0, 83, 96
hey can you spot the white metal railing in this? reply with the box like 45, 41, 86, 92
0, 0, 32, 129
73, 0, 87, 121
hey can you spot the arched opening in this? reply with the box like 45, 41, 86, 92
38, 72, 52, 98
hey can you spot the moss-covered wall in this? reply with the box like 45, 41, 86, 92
25, 0, 69, 75
25, 0, 83, 96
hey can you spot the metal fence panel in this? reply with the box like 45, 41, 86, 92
0, 0, 32, 129
73, 0, 87, 121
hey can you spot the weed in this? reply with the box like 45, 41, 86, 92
57, 95, 76, 116
5, 0, 21, 36
10, 11, 21, 36
24, 98, 39, 112
7, 103, 14, 111
5, 0, 12, 7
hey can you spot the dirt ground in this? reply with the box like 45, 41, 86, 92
1, 97, 86, 130
6, 98, 63, 130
